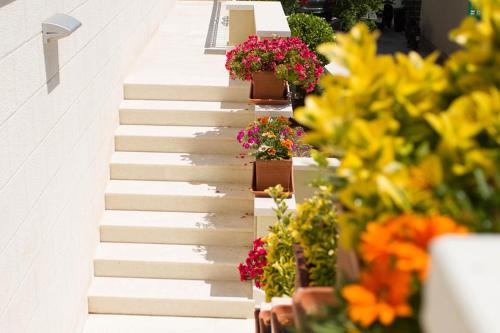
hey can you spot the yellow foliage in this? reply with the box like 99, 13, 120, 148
297, 0, 500, 247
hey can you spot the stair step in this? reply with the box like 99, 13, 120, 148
115, 125, 244, 154
100, 210, 253, 246
105, 180, 253, 213
88, 277, 254, 318
110, 152, 253, 183
119, 100, 254, 127
84, 314, 254, 333
123, 82, 250, 103
94, 242, 248, 280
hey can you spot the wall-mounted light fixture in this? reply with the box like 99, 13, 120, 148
42, 13, 82, 44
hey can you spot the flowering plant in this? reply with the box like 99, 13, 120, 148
237, 116, 304, 160
225, 36, 323, 92
296, 0, 500, 244
309, 214, 468, 332
237, 187, 296, 301
238, 238, 267, 288
345, 214, 467, 328
293, 0, 497, 330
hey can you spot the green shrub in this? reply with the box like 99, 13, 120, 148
332, 0, 384, 31
289, 185, 339, 286
262, 186, 296, 302
288, 13, 335, 65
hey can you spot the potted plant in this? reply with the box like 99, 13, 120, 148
289, 185, 339, 287
294, 0, 500, 329
300, 214, 468, 332
238, 186, 296, 302
331, 0, 384, 31
225, 36, 323, 101
287, 13, 334, 66
237, 116, 303, 192
287, 13, 333, 109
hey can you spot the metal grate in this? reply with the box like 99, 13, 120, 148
205, 0, 230, 54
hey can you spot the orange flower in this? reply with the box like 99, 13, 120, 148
277, 116, 288, 124
281, 139, 294, 150
360, 214, 468, 280
347, 214, 469, 327
268, 148, 276, 155
411, 215, 469, 249
263, 131, 276, 138
343, 259, 412, 327
258, 116, 269, 125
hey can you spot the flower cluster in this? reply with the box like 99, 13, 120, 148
237, 116, 303, 160
225, 36, 323, 92
238, 238, 267, 288
342, 214, 468, 328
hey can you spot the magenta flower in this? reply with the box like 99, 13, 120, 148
237, 130, 245, 143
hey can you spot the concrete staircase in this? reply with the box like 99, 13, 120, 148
85, 81, 256, 331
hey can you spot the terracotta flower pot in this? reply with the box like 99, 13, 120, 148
255, 159, 293, 192
271, 304, 295, 332
292, 287, 338, 332
293, 243, 310, 288
254, 308, 261, 333
252, 71, 286, 99
259, 309, 272, 333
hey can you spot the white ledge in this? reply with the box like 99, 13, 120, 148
254, 195, 297, 217
226, 1, 291, 38
423, 235, 500, 333
254, 103, 293, 118
292, 157, 340, 171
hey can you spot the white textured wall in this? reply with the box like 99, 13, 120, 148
0, 0, 172, 332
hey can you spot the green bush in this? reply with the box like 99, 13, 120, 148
287, 13, 335, 65
289, 185, 339, 287
262, 186, 296, 302
332, 0, 384, 31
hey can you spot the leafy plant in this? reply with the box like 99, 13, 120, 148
287, 13, 335, 65
332, 0, 384, 31
306, 214, 467, 332
289, 185, 339, 286
296, 0, 500, 247
237, 116, 304, 160
261, 185, 297, 302
225, 36, 323, 92
293, 0, 499, 330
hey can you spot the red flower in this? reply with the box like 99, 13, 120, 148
238, 238, 268, 288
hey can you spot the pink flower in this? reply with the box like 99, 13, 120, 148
237, 130, 245, 143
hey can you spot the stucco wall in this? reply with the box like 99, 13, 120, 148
421, 0, 468, 55
0, 0, 172, 331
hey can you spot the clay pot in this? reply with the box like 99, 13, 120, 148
271, 304, 295, 332
252, 71, 286, 99
259, 309, 272, 333
293, 243, 310, 288
292, 287, 338, 332
254, 308, 261, 333
255, 159, 293, 192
